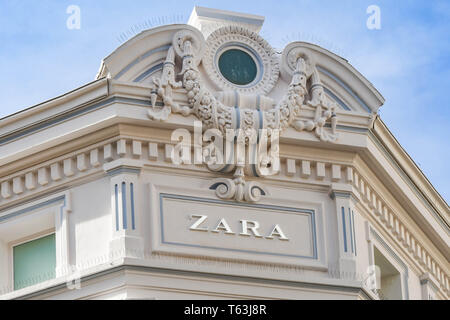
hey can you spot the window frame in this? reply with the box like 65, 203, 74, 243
0, 191, 71, 295
372, 244, 403, 300
9, 228, 56, 291
368, 227, 410, 300
214, 43, 264, 89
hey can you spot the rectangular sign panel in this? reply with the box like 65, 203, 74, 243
153, 193, 319, 266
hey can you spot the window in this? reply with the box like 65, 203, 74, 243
0, 193, 70, 294
218, 49, 258, 85
13, 233, 56, 290
374, 246, 402, 300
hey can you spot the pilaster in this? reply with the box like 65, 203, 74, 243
329, 183, 359, 275
105, 159, 144, 260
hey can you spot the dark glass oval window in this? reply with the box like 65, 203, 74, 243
218, 49, 257, 85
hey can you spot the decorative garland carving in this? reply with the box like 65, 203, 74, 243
148, 27, 339, 202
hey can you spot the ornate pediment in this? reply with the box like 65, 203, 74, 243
94, 8, 385, 203
149, 26, 338, 140
145, 26, 342, 202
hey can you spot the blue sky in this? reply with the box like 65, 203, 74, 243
0, 0, 449, 202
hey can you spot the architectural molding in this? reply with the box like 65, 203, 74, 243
352, 166, 449, 297
2, 264, 372, 300
0, 6, 448, 300
0, 191, 72, 293
371, 118, 449, 231
203, 26, 279, 94
0, 130, 447, 299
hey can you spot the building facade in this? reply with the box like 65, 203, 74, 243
0, 7, 448, 300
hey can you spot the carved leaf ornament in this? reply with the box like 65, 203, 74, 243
148, 27, 339, 202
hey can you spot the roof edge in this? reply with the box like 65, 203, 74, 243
372, 116, 449, 222
0, 78, 109, 134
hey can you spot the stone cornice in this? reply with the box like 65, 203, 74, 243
372, 116, 449, 226
350, 165, 449, 298
365, 122, 449, 263
0, 125, 121, 177
353, 152, 449, 253
0, 79, 372, 163
0, 78, 108, 137
0, 110, 447, 245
